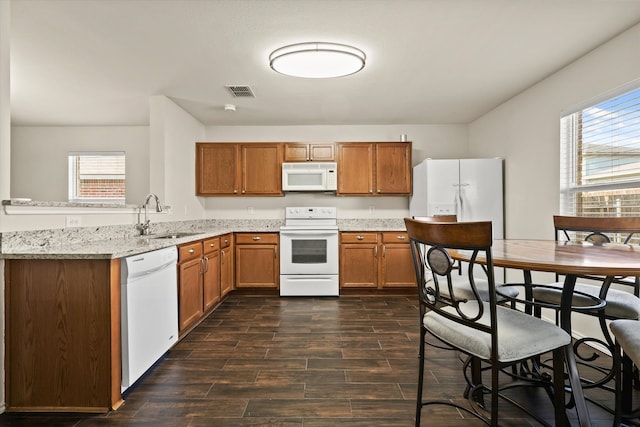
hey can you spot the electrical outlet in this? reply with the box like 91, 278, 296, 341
368, 206, 375, 214
248, 207, 255, 214
65, 216, 82, 228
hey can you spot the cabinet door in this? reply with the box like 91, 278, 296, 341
196, 143, 239, 195
337, 143, 374, 195
203, 249, 220, 311
240, 144, 283, 195
220, 234, 234, 297
6, 259, 117, 411
220, 248, 234, 297
309, 143, 335, 161
339, 243, 378, 288
235, 244, 279, 288
178, 257, 204, 332
380, 232, 416, 288
284, 143, 310, 161
375, 143, 412, 195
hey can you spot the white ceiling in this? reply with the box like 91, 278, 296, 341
9, 0, 640, 127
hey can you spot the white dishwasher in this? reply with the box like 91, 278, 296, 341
121, 246, 178, 392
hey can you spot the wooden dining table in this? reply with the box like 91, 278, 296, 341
452, 239, 640, 427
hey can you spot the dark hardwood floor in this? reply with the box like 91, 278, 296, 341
0, 294, 628, 426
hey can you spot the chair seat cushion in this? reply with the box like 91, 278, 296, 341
424, 304, 571, 363
448, 276, 519, 302
611, 319, 640, 366
532, 282, 640, 319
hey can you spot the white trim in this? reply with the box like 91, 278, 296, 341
561, 78, 640, 117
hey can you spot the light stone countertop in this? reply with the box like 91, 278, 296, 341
0, 218, 407, 259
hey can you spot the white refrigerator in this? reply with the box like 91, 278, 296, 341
409, 158, 504, 239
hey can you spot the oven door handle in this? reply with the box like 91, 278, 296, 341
280, 230, 338, 237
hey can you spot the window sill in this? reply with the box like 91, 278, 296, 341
2, 200, 170, 215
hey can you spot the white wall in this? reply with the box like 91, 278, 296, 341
11, 126, 149, 203
150, 95, 207, 221
468, 22, 640, 344
469, 22, 640, 240
202, 124, 469, 219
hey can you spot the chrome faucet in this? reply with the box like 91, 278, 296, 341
136, 193, 163, 235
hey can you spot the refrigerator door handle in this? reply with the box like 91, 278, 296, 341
458, 183, 470, 220
452, 184, 461, 218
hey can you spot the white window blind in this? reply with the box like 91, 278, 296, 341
68, 151, 126, 204
560, 86, 640, 220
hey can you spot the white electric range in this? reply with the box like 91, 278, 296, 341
279, 206, 339, 296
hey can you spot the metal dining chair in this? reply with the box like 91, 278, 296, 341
531, 216, 640, 398
610, 319, 640, 426
412, 215, 519, 303
405, 218, 571, 427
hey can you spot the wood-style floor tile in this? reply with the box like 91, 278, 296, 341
0, 294, 631, 426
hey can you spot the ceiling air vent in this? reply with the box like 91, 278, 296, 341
225, 85, 255, 98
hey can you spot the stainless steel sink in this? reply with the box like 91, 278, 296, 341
148, 232, 199, 239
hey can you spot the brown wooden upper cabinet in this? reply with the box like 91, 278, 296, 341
284, 142, 335, 162
336, 142, 411, 196
196, 143, 283, 196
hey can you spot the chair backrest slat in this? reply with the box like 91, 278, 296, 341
554, 215, 640, 236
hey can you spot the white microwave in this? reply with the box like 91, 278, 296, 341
282, 162, 337, 192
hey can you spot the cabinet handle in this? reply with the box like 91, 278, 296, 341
377, 189, 381, 193
397, 235, 406, 240
356, 235, 364, 240
200, 258, 205, 274
233, 189, 238, 194
203, 256, 209, 273
210, 243, 215, 247
221, 250, 225, 263
375, 246, 378, 257
382, 246, 386, 257
253, 236, 261, 241
189, 248, 195, 254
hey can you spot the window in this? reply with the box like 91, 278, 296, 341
560, 85, 640, 224
68, 152, 126, 204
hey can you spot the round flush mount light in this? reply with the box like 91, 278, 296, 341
269, 42, 366, 78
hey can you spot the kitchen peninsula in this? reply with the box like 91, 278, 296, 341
0, 216, 406, 413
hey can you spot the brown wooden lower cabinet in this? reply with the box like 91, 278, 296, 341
234, 233, 279, 288
5, 258, 122, 412
340, 231, 416, 289
178, 241, 205, 333
178, 237, 224, 335
203, 237, 221, 312
379, 232, 416, 287
220, 233, 234, 297
340, 232, 379, 288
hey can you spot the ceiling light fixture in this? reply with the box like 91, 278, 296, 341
269, 42, 366, 79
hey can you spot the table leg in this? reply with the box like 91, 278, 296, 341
560, 274, 592, 427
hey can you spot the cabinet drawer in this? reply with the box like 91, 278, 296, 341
203, 237, 220, 254
178, 242, 203, 262
235, 233, 278, 244
340, 232, 378, 244
220, 234, 232, 249
381, 232, 409, 243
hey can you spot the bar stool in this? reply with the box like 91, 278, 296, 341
610, 319, 640, 426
